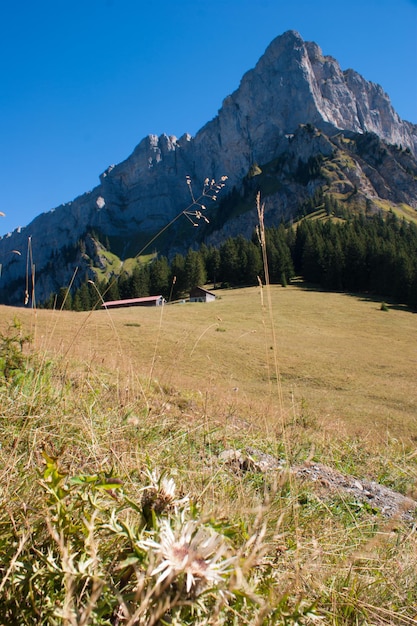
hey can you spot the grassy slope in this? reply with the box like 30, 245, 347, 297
1, 285, 416, 623
11, 284, 416, 446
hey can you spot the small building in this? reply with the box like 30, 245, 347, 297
101, 295, 165, 309
189, 286, 216, 303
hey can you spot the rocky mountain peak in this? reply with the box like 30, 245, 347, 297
222, 30, 416, 158
0, 31, 416, 305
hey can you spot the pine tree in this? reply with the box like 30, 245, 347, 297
128, 264, 150, 298
55, 287, 72, 310
219, 238, 240, 286
170, 254, 187, 299
72, 293, 82, 312
184, 249, 206, 291
118, 272, 132, 299
149, 256, 170, 297
106, 279, 120, 302
205, 247, 221, 287
301, 230, 325, 284
78, 282, 92, 310
243, 240, 263, 285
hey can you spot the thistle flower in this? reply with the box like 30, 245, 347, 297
141, 470, 189, 520
149, 519, 234, 593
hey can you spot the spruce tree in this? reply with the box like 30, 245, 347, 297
205, 247, 221, 287
184, 249, 206, 291
170, 254, 187, 299
149, 256, 170, 297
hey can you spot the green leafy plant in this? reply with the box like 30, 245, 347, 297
0, 317, 33, 383
0, 453, 320, 625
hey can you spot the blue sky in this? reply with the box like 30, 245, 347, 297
1, 0, 416, 235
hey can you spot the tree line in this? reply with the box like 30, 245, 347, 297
293, 212, 417, 308
43, 211, 417, 311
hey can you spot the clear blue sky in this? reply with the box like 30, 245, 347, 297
1, 0, 416, 236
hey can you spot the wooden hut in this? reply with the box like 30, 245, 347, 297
189, 287, 216, 303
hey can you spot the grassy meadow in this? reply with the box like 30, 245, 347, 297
13, 284, 417, 446
1, 284, 417, 624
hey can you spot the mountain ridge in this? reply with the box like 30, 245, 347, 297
1, 30, 416, 305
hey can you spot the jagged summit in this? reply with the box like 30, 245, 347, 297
212, 29, 416, 165
0, 31, 416, 305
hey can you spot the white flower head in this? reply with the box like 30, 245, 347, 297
151, 519, 233, 593
141, 470, 188, 516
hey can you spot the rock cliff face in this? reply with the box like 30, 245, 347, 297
1, 30, 416, 305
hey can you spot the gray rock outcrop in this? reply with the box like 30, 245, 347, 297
0, 30, 416, 305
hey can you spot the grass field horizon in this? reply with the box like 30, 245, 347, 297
5, 283, 416, 445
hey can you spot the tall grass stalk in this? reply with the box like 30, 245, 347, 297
256, 192, 303, 592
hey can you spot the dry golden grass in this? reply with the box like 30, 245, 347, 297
3, 283, 416, 453
1, 285, 417, 624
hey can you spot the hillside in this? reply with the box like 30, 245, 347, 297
2, 285, 416, 448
